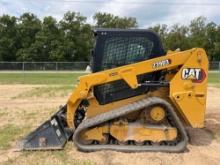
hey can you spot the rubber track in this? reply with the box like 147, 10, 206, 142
73, 97, 188, 152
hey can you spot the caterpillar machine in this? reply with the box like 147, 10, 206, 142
19, 29, 208, 152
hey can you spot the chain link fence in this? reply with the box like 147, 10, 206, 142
0, 61, 219, 71
209, 61, 220, 71
0, 62, 90, 71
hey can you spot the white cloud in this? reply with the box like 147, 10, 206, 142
0, 0, 26, 16
99, 0, 141, 16
0, 0, 219, 27
144, 0, 220, 27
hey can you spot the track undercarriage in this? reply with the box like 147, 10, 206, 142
73, 97, 188, 152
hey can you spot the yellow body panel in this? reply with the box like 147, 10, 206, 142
66, 48, 208, 129
80, 120, 177, 143
169, 49, 208, 127
80, 124, 109, 144
110, 120, 177, 143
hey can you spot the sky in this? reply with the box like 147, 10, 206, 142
0, 0, 220, 28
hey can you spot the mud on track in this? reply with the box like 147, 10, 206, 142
0, 85, 220, 165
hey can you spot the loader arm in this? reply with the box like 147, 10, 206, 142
67, 48, 208, 129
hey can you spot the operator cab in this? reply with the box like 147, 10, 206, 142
92, 29, 165, 105
92, 29, 165, 72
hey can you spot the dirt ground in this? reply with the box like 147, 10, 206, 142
0, 85, 220, 165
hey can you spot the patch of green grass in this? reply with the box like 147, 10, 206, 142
0, 124, 22, 149
208, 72, 220, 84
53, 151, 70, 164
13, 85, 73, 99
73, 159, 94, 165
208, 72, 220, 88
20, 108, 59, 126
23, 111, 38, 120
0, 72, 86, 84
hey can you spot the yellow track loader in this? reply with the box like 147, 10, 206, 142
19, 29, 208, 152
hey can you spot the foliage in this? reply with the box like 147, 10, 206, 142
0, 12, 220, 61
93, 12, 138, 28
0, 15, 18, 61
150, 16, 220, 60
0, 12, 137, 62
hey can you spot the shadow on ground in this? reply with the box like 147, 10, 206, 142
187, 113, 220, 146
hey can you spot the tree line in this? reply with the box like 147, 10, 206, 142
0, 12, 219, 62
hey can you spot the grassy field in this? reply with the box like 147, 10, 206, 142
0, 71, 219, 85
208, 72, 220, 86
0, 72, 86, 84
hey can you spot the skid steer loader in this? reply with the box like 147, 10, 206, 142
18, 29, 208, 152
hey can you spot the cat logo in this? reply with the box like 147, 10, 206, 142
182, 68, 206, 83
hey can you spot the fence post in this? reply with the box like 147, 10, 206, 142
219, 61, 220, 71
22, 62, 25, 72
22, 62, 25, 83
56, 62, 58, 71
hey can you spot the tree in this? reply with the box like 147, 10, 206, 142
0, 15, 18, 61
150, 16, 220, 61
165, 24, 190, 51
189, 16, 220, 60
205, 22, 218, 60
16, 13, 42, 61
212, 25, 220, 60
150, 24, 190, 51
189, 17, 207, 49
58, 11, 92, 61
149, 24, 168, 49
30, 16, 61, 61
93, 12, 138, 29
